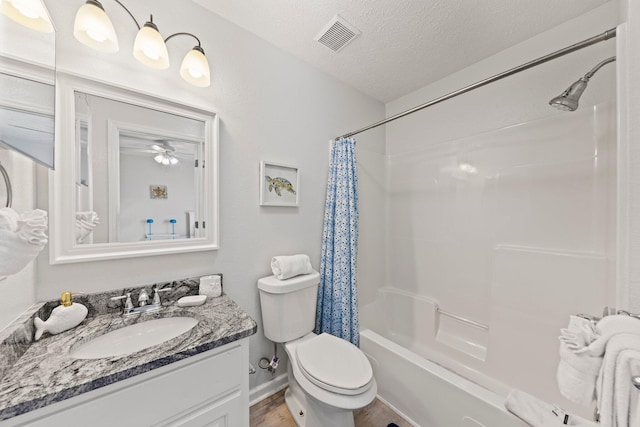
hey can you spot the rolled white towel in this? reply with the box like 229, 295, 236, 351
0, 207, 19, 231
271, 254, 313, 280
505, 389, 598, 426
557, 342, 602, 406
15, 209, 48, 246
75, 211, 99, 243
0, 229, 46, 276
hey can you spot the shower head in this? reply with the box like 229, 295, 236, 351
549, 56, 616, 112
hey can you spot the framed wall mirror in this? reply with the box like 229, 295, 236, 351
51, 73, 219, 263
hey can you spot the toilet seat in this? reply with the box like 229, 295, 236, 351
296, 333, 373, 396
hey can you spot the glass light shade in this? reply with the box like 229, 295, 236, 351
0, 0, 53, 32
154, 154, 164, 164
161, 156, 170, 165
73, 1, 118, 52
180, 47, 210, 87
169, 156, 179, 165
133, 22, 169, 70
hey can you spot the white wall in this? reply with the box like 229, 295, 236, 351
25, 0, 385, 393
365, 2, 619, 418
119, 153, 196, 241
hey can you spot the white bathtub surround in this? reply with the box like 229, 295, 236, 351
505, 390, 598, 427
595, 333, 640, 427
271, 254, 313, 280
360, 329, 523, 426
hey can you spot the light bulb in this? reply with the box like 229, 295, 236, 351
85, 28, 107, 42
142, 47, 160, 61
161, 156, 170, 165
73, 0, 118, 52
0, 0, 54, 32
169, 156, 179, 165
188, 67, 203, 79
180, 46, 210, 87
154, 154, 164, 164
133, 20, 169, 69
13, 1, 38, 18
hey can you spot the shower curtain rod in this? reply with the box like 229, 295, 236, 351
335, 27, 617, 141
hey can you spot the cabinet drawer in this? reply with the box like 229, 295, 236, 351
11, 345, 243, 427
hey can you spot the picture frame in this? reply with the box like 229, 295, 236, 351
260, 161, 299, 207
150, 185, 168, 199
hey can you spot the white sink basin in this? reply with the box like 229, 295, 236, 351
70, 317, 199, 359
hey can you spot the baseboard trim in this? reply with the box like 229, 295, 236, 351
375, 394, 419, 427
249, 373, 288, 406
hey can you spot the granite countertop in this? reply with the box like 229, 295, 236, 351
0, 276, 257, 421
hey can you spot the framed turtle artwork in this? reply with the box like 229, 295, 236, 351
260, 161, 299, 207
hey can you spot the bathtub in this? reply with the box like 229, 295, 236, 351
359, 287, 528, 426
360, 330, 525, 427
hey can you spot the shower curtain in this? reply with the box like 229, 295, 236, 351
315, 137, 360, 346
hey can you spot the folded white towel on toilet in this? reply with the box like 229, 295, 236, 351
505, 389, 598, 426
271, 254, 313, 280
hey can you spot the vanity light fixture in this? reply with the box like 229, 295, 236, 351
0, 0, 54, 33
73, 0, 211, 87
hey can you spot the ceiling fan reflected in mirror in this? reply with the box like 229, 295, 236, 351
150, 141, 179, 165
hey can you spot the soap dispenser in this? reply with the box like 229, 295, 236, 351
34, 292, 88, 341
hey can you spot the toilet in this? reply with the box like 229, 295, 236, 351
257, 271, 377, 427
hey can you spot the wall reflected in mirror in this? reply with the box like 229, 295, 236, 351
0, 1, 55, 168
73, 91, 205, 245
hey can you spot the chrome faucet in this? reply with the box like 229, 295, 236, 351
138, 289, 149, 307
111, 287, 172, 316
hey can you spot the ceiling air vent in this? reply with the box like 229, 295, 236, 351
314, 15, 360, 53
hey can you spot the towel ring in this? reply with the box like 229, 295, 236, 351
0, 162, 12, 208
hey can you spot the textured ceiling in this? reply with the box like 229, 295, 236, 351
193, 0, 610, 102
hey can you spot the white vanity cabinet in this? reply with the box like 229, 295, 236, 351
2, 339, 250, 427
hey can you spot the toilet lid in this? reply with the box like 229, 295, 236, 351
296, 333, 373, 395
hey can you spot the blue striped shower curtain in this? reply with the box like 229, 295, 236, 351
315, 137, 360, 346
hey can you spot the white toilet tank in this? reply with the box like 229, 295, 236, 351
257, 271, 320, 343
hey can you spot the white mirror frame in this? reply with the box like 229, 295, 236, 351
50, 73, 219, 264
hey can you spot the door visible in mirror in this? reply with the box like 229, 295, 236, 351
52, 74, 218, 264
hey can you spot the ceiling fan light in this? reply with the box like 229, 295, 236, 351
1, 0, 54, 32
180, 46, 210, 87
133, 20, 169, 69
169, 156, 179, 165
154, 153, 164, 164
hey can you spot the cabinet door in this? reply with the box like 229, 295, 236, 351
161, 390, 243, 427
5, 344, 245, 427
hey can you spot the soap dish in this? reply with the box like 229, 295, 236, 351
177, 295, 207, 307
